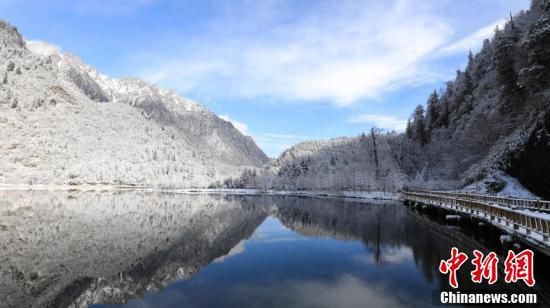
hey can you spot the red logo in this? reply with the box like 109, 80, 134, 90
504, 249, 536, 287
439, 247, 468, 288
439, 248, 536, 288
471, 250, 498, 285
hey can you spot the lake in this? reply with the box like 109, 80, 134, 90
0, 190, 548, 307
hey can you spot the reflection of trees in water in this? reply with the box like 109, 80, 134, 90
272, 197, 408, 265
0, 191, 267, 308
273, 197, 549, 301
2, 193, 549, 307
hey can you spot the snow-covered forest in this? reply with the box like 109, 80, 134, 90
401, 0, 550, 198
257, 130, 406, 192
226, 0, 550, 198
0, 20, 267, 188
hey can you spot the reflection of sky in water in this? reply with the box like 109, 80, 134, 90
113, 216, 435, 308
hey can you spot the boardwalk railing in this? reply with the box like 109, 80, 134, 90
411, 190, 550, 211
401, 191, 550, 244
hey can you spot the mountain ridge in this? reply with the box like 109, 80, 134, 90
51, 49, 268, 167
0, 19, 267, 187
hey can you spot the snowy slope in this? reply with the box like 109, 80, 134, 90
53, 52, 268, 167
0, 20, 267, 187
399, 0, 550, 197
256, 133, 405, 191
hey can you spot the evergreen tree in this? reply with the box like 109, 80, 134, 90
438, 99, 450, 128
462, 71, 474, 114
467, 50, 474, 70
405, 118, 413, 139
481, 38, 491, 54
493, 30, 518, 96
426, 90, 440, 130
412, 105, 427, 146
463, 70, 473, 93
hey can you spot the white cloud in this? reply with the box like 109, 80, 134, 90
348, 114, 407, 132
25, 40, 61, 56
218, 114, 249, 136
439, 19, 506, 54
352, 247, 413, 265
137, 0, 452, 106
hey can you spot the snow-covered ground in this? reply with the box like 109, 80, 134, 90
0, 184, 399, 201
460, 171, 540, 199
178, 189, 399, 200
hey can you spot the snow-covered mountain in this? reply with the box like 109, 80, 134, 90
0, 20, 267, 187
3, 0, 549, 195
261, 133, 405, 191
236, 0, 550, 197
55, 52, 268, 167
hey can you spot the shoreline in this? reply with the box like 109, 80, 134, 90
0, 184, 399, 201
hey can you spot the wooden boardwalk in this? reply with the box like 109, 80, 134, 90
401, 190, 550, 256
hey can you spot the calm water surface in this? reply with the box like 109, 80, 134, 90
0, 191, 548, 307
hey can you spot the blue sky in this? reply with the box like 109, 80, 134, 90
0, 0, 530, 157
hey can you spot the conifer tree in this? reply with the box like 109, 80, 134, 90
426, 90, 440, 130
412, 105, 427, 146
405, 118, 413, 139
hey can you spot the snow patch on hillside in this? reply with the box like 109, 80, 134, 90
461, 172, 539, 199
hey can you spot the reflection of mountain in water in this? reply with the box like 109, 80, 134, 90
2, 193, 548, 307
0, 191, 266, 308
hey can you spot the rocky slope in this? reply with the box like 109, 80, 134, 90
0, 20, 267, 187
